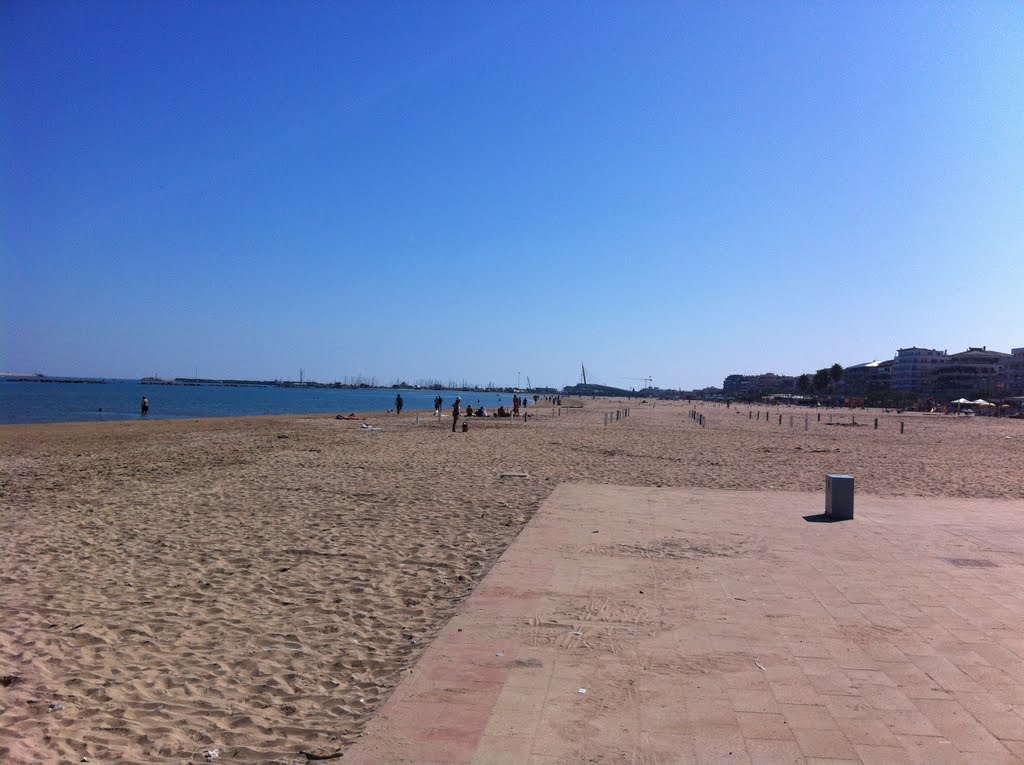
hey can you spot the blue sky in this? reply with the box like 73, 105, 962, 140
3, 2, 1022, 389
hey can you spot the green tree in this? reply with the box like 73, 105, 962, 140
813, 368, 830, 392
798, 374, 810, 394
830, 363, 844, 390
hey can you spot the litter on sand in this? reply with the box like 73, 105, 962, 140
204, 751, 220, 762
578, 688, 587, 695
754, 660, 767, 672
361, 424, 384, 431
500, 472, 529, 478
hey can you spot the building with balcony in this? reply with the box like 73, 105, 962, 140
1002, 348, 1024, 396
932, 347, 1010, 399
842, 359, 893, 394
891, 347, 947, 394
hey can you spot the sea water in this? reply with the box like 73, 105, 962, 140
0, 380, 520, 425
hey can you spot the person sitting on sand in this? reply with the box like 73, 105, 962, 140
465, 404, 474, 417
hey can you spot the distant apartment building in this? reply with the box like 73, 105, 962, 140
723, 373, 797, 397
891, 347, 947, 393
1003, 348, 1024, 396
933, 347, 1010, 398
841, 359, 893, 394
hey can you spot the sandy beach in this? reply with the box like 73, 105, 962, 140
2, 399, 1022, 763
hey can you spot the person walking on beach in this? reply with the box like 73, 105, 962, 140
451, 396, 461, 432
395, 393, 403, 415
141, 397, 149, 416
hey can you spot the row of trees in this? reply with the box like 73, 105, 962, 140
798, 363, 844, 394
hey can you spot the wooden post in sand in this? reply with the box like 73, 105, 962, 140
817, 412, 821, 422
874, 418, 878, 430
778, 414, 782, 425
900, 421, 905, 434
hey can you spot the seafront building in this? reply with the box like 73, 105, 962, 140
841, 359, 893, 393
1000, 348, 1024, 395
722, 373, 797, 398
933, 347, 1011, 398
723, 343, 1024, 400
891, 347, 948, 393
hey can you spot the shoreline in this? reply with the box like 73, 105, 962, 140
0, 384, 532, 427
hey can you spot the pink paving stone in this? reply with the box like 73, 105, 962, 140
344, 485, 1024, 764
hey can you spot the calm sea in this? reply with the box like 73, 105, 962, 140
0, 380, 519, 425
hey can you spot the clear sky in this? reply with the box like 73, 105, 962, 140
3, 2, 1022, 389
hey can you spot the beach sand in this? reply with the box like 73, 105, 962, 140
2, 400, 1022, 763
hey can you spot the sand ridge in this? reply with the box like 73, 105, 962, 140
1, 400, 1022, 762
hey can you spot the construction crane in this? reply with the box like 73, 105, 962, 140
623, 376, 654, 389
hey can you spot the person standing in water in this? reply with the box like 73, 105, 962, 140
141, 397, 149, 416
395, 393, 403, 415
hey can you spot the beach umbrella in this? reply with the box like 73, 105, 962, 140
972, 399, 996, 406
951, 398, 973, 404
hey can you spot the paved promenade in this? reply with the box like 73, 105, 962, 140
345, 484, 1024, 764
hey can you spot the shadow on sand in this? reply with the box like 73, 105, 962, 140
802, 513, 852, 523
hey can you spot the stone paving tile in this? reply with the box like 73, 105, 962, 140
854, 743, 914, 764
735, 711, 794, 741
744, 737, 804, 764
913, 697, 1014, 754
792, 727, 858, 760
833, 716, 901, 747
346, 485, 1024, 764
